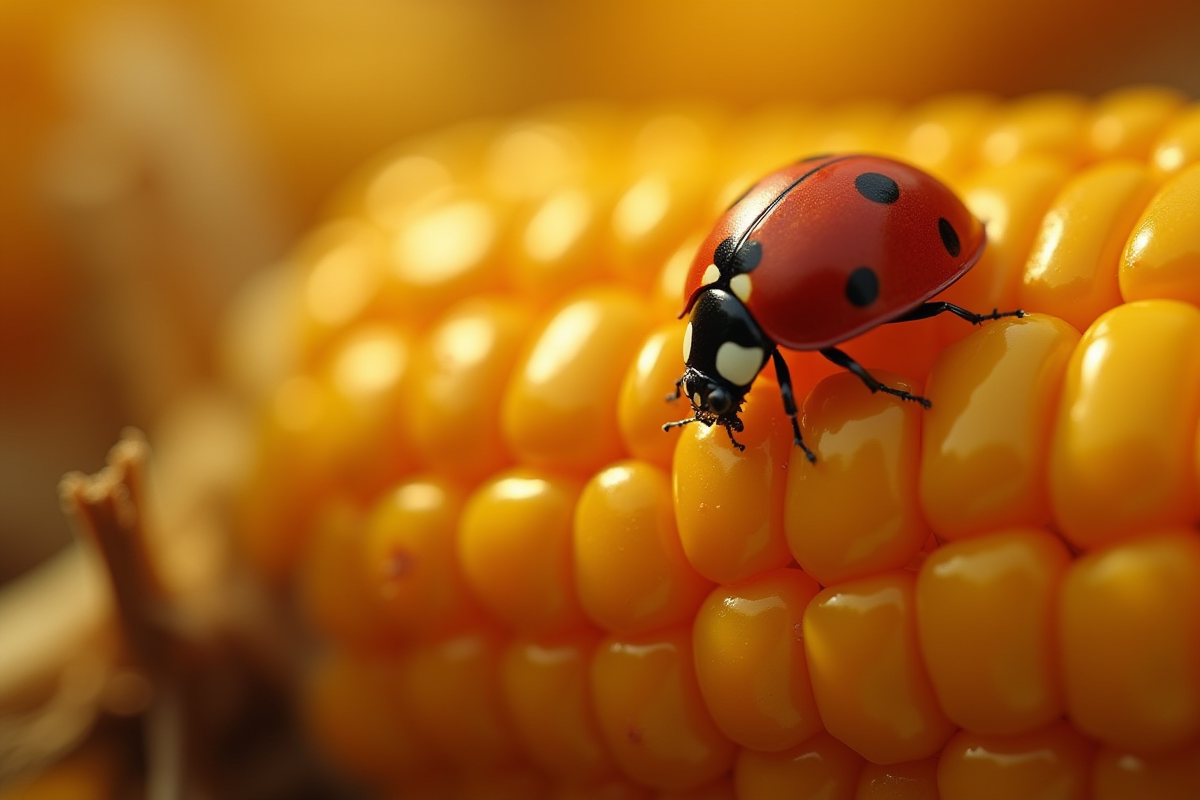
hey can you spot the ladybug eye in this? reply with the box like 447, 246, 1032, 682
845, 266, 879, 307
707, 386, 732, 415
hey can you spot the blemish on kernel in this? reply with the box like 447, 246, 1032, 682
383, 549, 416, 579
379, 548, 417, 599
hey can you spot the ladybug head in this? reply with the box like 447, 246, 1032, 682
666, 288, 771, 449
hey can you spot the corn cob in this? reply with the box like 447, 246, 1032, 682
228, 88, 1200, 799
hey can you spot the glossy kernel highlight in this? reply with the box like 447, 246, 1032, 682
692, 568, 823, 752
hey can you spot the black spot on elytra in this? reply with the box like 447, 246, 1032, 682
713, 237, 762, 274
845, 266, 879, 307
854, 172, 900, 204
938, 217, 961, 258
713, 237, 737, 270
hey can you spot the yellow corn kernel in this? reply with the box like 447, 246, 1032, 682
239, 376, 332, 582
1059, 529, 1200, 752
458, 470, 589, 635
503, 287, 654, 475
619, 322, 692, 469
854, 758, 939, 799
1020, 160, 1159, 333
512, 183, 617, 305
318, 322, 420, 498
733, 732, 864, 800
802, 571, 956, 765
713, 105, 822, 203
608, 112, 722, 290
590, 626, 736, 793
672, 381, 794, 584
484, 114, 598, 204
980, 92, 1088, 167
294, 220, 390, 356
947, 157, 1071, 331
785, 371, 927, 586
398, 628, 520, 770
1120, 162, 1200, 307
573, 461, 712, 636
692, 568, 823, 752
298, 498, 395, 649
818, 100, 902, 158
411, 297, 534, 483
652, 233, 705, 322
361, 477, 483, 640
920, 316, 1079, 540
915, 528, 1069, 734
1048, 300, 1200, 548
303, 651, 434, 787
1150, 103, 1200, 176
386, 189, 508, 320
892, 92, 998, 185
501, 631, 614, 782
936, 721, 1095, 800
1086, 86, 1188, 161
1091, 742, 1200, 800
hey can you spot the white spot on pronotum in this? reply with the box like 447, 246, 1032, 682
702, 263, 720, 285
692, 392, 702, 408
715, 341, 765, 387
730, 273, 752, 302
682, 322, 693, 362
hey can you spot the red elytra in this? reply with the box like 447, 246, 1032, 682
681, 154, 986, 350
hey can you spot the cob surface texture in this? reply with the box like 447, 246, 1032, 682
228, 88, 1200, 799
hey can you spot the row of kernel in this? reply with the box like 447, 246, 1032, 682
302, 622, 1200, 798
737, 725, 1200, 800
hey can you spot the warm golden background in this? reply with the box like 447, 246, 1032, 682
2, 0, 1199, 584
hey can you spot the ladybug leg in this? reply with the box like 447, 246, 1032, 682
769, 349, 817, 464
665, 374, 685, 403
721, 422, 746, 452
888, 302, 1026, 326
820, 347, 932, 409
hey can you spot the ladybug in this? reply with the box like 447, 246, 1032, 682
664, 153, 1023, 463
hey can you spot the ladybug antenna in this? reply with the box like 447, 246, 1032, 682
662, 417, 698, 433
